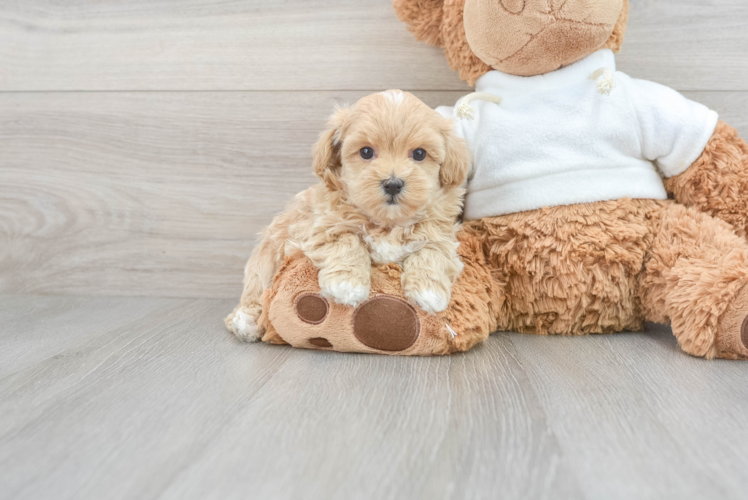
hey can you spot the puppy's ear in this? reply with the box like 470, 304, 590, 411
392, 0, 444, 46
313, 107, 350, 191
440, 127, 471, 189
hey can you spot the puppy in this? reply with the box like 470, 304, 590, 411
226, 90, 471, 342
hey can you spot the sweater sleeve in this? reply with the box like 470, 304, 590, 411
629, 77, 719, 178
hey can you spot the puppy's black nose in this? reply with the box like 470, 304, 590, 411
382, 178, 405, 197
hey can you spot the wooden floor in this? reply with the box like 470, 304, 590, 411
1, 296, 747, 500
2, 1, 748, 498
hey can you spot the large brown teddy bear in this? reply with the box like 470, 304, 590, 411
242, 0, 748, 359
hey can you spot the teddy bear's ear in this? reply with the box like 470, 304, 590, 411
602, 0, 629, 53
441, 0, 492, 86
394, 0, 490, 85
312, 107, 351, 191
392, 0, 445, 46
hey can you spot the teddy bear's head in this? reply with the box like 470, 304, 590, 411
393, 0, 629, 84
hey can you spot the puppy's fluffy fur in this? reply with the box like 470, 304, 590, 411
227, 90, 471, 342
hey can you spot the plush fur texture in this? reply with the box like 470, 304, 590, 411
226, 91, 470, 343
468, 199, 653, 336
666, 121, 748, 239
639, 202, 748, 359
466, 199, 748, 359
441, 0, 492, 86
392, 0, 444, 46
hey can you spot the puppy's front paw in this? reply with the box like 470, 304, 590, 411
229, 309, 262, 342
403, 272, 451, 315
320, 276, 370, 307
406, 287, 451, 315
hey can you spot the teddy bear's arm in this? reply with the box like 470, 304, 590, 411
665, 121, 748, 238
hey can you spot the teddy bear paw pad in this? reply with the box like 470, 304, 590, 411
352, 296, 420, 352
308, 337, 333, 348
714, 284, 748, 359
295, 293, 329, 325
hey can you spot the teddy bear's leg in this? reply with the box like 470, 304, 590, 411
473, 200, 655, 336
639, 201, 748, 359
665, 121, 748, 239
262, 229, 499, 355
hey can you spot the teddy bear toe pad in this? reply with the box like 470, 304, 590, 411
713, 284, 748, 359
352, 296, 420, 352
308, 337, 333, 348
295, 293, 329, 325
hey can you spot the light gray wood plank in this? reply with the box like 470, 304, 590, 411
2, 296, 748, 500
1, 0, 747, 92
510, 324, 748, 500
0, 0, 468, 92
0, 297, 296, 500
2, 90, 747, 299
0, 295, 184, 378
618, 0, 748, 91
158, 334, 579, 500
0, 296, 579, 500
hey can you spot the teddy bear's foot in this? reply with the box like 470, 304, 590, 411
263, 254, 496, 356
713, 284, 748, 360
352, 296, 421, 351
268, 273, 454, 355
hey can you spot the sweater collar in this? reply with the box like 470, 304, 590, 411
475, 49, 616, 93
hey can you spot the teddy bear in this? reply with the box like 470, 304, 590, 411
241, 0, 748, 359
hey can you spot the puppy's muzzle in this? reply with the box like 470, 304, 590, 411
382, 177, 405, 204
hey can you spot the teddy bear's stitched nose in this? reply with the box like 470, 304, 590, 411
352, 296, 420, 352
501, 0, 525, 14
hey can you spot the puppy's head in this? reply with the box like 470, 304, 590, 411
312, 90, 470, 226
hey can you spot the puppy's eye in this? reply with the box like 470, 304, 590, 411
412, 148, 427, 162
360, 147, 375, 160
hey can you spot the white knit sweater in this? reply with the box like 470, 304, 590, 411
437, 49, 719, 220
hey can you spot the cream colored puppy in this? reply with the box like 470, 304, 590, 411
226, 90, 471, 342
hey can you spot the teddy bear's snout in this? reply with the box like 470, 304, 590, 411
500, 0, 525, 14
